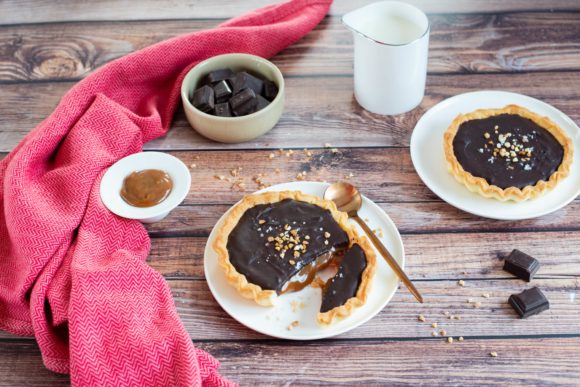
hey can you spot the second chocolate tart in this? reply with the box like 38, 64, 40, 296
443, 105, 573, 201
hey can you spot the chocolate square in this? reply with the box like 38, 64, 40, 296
263, 79, 278, 101
191, 85, 214, 113
215, 102, 232, 117
503, 249, 540, 282
230, 88, 258, 116
205, 68, 234, 84
213, 80, 232, 104
231, 71, 264, 96
508, 287, 549, 318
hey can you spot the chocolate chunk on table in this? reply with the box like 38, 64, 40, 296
503, 249, 540, 282
213, 80, 232, 104
508, 287, 549, 318
230, 88, 258, 116
231, 71, 264, 95
215, 102, 232, 117
191, 85, 214, 113
263, 79, 279, 101
205, 68, 234, 84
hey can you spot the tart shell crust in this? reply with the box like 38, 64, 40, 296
212, 190, 376, 326
443, 104, 573, 201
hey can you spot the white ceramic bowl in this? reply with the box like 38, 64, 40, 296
100, 152, 191, 223
181, 53, 285, 143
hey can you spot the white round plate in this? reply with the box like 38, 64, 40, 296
204, 181, 404, 340
410, 90, 580, 220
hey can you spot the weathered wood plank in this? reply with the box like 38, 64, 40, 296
1, 72, 580, 152
146, 201, 580, 238
2, 336, 580, 385
1, 278, 578, 341
2, 146, 580, 204
2, 0, 580, 24
147, 231, 580, 280
2, 13, 580, 82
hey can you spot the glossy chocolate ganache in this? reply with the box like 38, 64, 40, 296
227, 199, 351, 294
320, 244, 367, 313
453, 114, 564, 189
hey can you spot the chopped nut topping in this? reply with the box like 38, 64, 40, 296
258, 219, 266, 225
289, 259, 296, 265
324, 232, 331, 238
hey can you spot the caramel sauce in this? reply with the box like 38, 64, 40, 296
120, 169, 173, 208
280, 251, 344, 294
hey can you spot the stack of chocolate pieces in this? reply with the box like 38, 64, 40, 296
503, 249, 549, 318
190, 68, 278, 117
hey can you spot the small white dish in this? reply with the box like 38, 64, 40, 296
204, 181, 405, 340
100, 152, 191, 223
410, 90, 580, 220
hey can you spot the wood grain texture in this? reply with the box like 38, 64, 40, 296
1, 277, 578, 341
1, 71, 580, 152
2, 337, 580, 385
145, 201, 580, 238
2, 13, 580, 82
2, 0, 580, 24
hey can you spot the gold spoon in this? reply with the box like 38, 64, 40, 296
324, 182, 424, 303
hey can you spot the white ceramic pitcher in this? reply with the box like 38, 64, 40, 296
343, 1, 430, 115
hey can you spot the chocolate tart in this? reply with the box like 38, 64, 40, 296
443, 105, 573, 201
212, 191, 376, 326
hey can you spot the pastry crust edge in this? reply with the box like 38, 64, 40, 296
212, 190, 376, 326
443, 104, 574, 202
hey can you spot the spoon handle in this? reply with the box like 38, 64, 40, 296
352, 215, 424, 303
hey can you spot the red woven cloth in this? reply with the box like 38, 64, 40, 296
0, 0, 331, 385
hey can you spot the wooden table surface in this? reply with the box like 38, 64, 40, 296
2, 0, 580, 385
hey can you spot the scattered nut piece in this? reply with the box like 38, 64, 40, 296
431, 322, 438, 328
190, 163, 197, 168
431, 331, 438, 337
418, 314, 426, 322
458, 280, 465, 287
440, 329, 447, 337
490, 352, 498, 358
482, 293, 491, 298
214, 175, 225, 180
324, 143, 332, 148
458, 337, 464, 342
287, 320, 300, 331
474, 302, 482, 309
447, 337, 454, 344
269, 153, 275, 159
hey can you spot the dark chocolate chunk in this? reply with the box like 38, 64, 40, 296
503, 249, 540, 282
231, 71, 264, 95
263, 79, 279, 101
213, 80, 232, 104
205, 68, 234, 84
226, 199, 349, 293
508, 287, 549, 318
320, 244, 367, 313
230, 88, 258, 116
452, 114, 564, 190
214, 102, 232, 117
253, 95, 270, 113
191, 85, 214, 113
